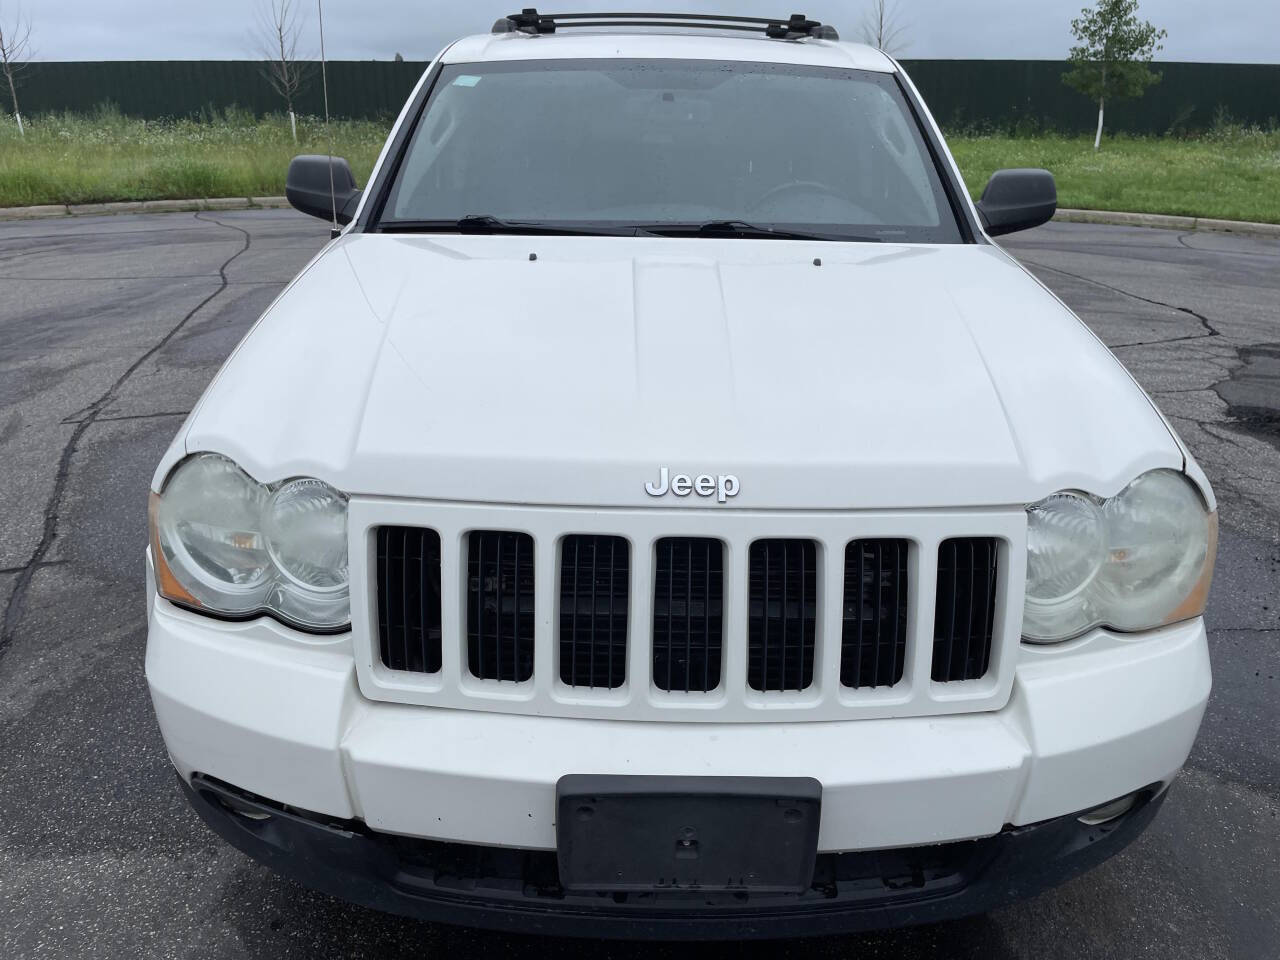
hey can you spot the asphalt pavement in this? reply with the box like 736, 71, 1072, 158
0, 211, 1277, 959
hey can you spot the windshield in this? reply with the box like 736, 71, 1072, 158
377, 59, 963, 243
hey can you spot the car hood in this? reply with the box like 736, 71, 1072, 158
177, 234, 1182, 509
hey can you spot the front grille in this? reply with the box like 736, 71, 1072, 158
559, 536, 629, 689
652, 538, 724, 693
376, 526, 443, 674
841, 539, 909, 689
932, 538, 999, 682
369, 515, 1012, 719
747, 540, 818, 692
467, 531, 535, 683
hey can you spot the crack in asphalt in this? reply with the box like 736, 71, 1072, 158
0, 218, 255, 246
60, 411, 192, 425
1021, 258, 1223, 346
0, 213, 252, 662
0, 275, 274, 282
1202, 422, 1263, 455
1111, 331, 1222, 350
1172, 232, 1280, 260
1032, 229, 1280, 261
0, 560, 68, 576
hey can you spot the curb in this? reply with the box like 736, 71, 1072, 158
1052, 208, 1280, 238
0, 196, 291, 221
0, 197, 1277, 238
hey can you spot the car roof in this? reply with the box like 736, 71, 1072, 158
442, 31, 897, 72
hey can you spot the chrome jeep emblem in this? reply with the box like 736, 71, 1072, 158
645, 467, 740, 504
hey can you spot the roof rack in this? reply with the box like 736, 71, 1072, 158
492, 9, 839, 41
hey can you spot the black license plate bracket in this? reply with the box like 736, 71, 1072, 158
556, 775, 821, 893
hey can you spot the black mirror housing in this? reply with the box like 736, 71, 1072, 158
976, 169, 1057, 237
286, 155, 362, 226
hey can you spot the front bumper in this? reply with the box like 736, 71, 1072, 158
147, 588, 1209, 934
183, 771, 1167, 939
146, 597, 1210, 850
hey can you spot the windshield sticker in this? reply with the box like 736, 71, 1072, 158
452, 75, 482, 88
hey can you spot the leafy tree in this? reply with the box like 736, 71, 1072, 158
1064, 0, 1166, 149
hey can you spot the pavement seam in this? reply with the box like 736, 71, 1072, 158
0, 212, 252, 661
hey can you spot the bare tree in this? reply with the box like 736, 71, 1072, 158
860, 0, 909, 58
255, 0, 311, 142
0, 3, 33, 137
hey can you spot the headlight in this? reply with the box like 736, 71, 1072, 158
150, 454, 349, 632
1023, 469, 1216, 643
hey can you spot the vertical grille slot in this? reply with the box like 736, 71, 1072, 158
559, 535, 629, 689
841, 539, 909, 689
652, 538, 724, 693
748, 539, 818, 692
467, 531, 535, 683
376, 526, 443, 675
932, 538, 999, 682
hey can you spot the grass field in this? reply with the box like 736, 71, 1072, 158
1, 110, 1278, 223
949, 130, 1280, 224
0, 110, 389, 209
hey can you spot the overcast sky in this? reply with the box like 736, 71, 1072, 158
13, 0, 1280, 63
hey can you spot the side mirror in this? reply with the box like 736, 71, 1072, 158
286, 155, 362, 226
975, 168, 1057, 237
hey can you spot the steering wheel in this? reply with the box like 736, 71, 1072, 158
747, 180, 846, 213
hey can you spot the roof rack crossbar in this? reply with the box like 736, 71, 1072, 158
525, 11, 785, 24
493, 9, 839, 41
530, 20, 764, 33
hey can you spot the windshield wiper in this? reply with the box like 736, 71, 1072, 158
376, 216, 881, 242
378, 216, 650, 237
644, 220, 882, 242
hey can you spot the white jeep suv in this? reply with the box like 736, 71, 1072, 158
145, 10, 1217, 939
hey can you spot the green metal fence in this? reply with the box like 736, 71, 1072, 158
900, 60, 1280, 134
9, 59, 1280, 133
12, 61, 427, 121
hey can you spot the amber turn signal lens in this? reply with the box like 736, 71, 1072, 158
149, 491, 199, 607
1170, 511, 1217, 622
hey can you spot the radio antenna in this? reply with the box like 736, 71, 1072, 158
316, 0, 339, 239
